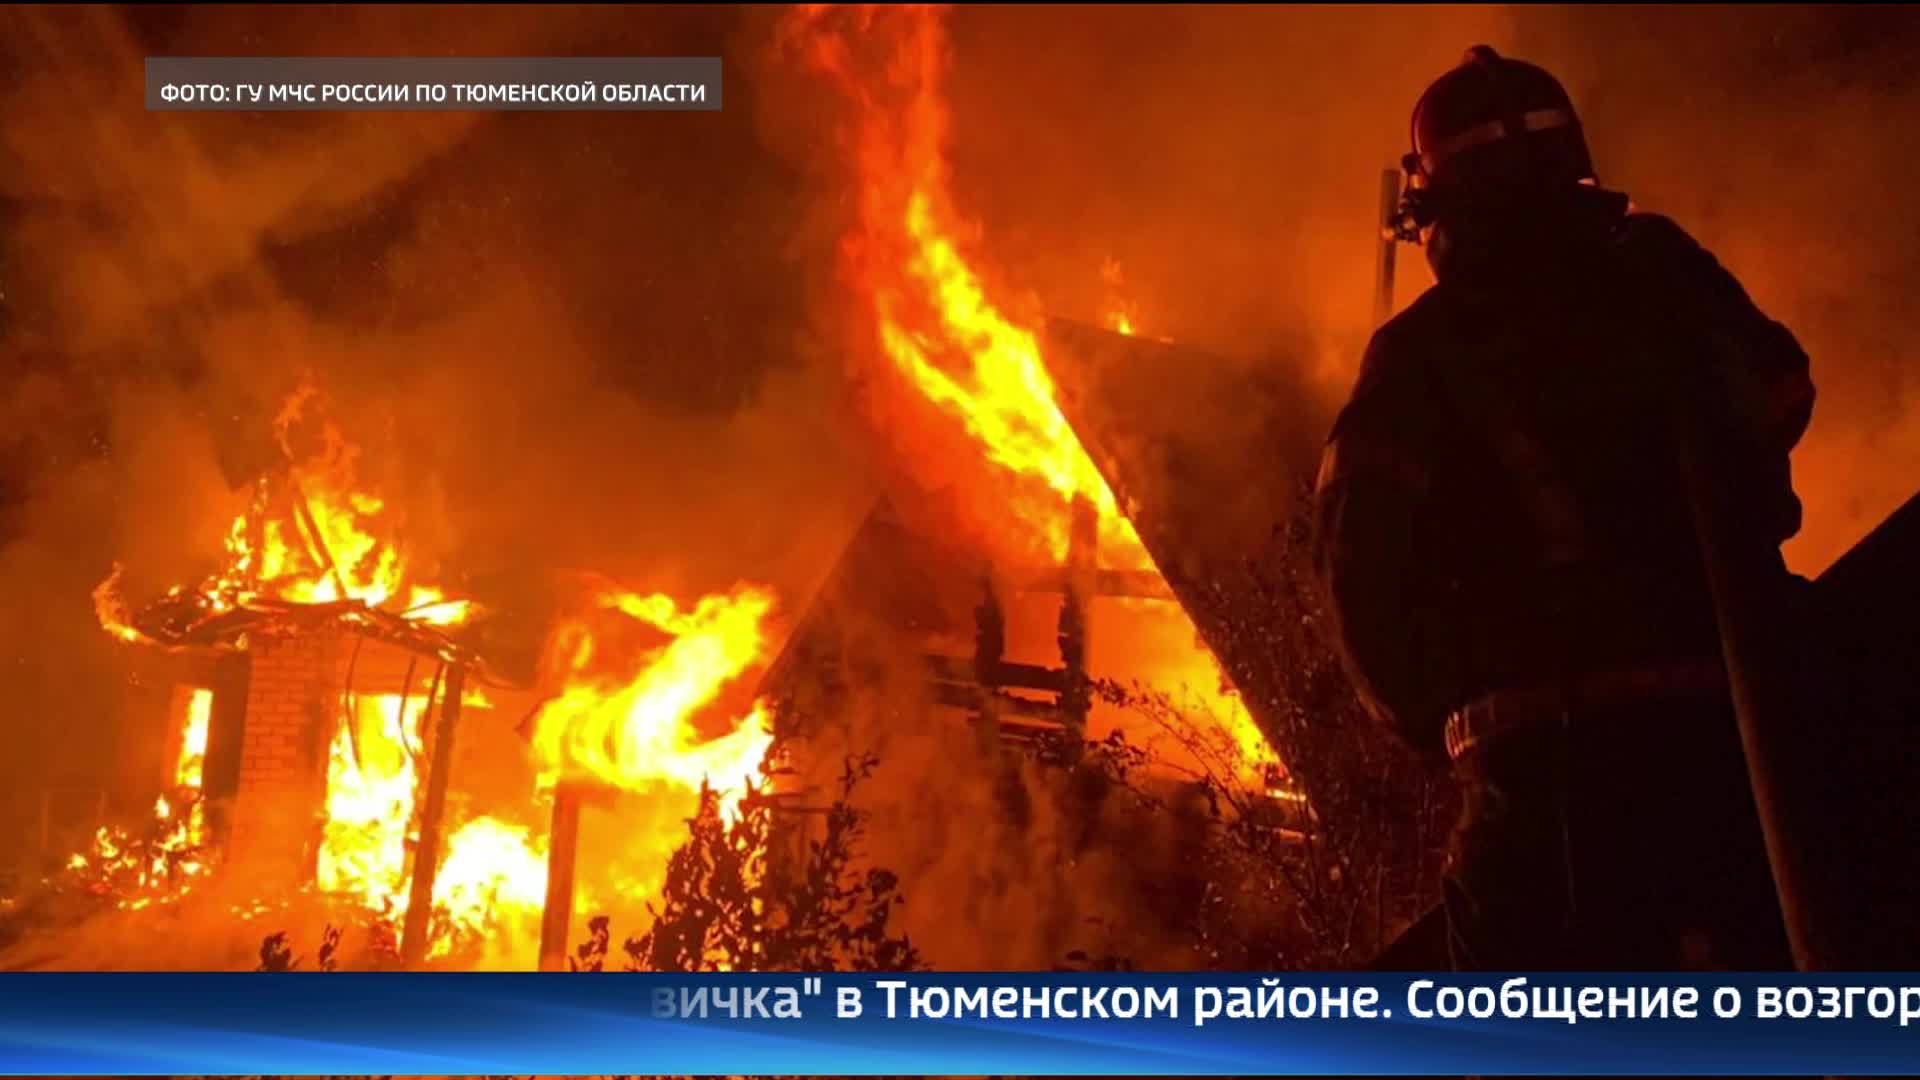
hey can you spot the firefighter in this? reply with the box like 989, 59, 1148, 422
1313, 46, 1814, 970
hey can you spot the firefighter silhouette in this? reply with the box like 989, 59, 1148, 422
1314, 46, 1813, 970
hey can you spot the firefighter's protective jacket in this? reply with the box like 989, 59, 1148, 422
1311, 189, 1814, 754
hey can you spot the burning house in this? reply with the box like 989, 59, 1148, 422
67, 380, 785, 969
9, 5, 1404, 972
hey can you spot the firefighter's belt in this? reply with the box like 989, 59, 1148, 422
1443, 660, 1729, 762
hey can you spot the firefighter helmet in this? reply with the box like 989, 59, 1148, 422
1408, 45, 1594, 199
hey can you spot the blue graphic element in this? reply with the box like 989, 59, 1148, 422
0, 973, 1916, 1075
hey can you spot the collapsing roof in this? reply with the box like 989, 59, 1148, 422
757, 320, 1331, 780
1040, 318, 1327, 748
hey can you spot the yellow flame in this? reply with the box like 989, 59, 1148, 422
791, 5, 1274, 776
176, 688, 211, 793
316, 694, 420, 914
99, 378, 472, 632
530, 583, 775, 808
430, 817, 549, 959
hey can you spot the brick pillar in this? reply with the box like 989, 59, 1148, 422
226, 628, 343, 888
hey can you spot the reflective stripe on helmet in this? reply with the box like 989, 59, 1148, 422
1418, 107, 1577, 174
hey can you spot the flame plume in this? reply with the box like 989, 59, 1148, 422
529, 582, 775, 810
786, 4, 1276, 774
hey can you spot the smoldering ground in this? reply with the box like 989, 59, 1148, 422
4, 4, 1918, 969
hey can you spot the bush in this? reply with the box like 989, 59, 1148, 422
598, 753, 922, 973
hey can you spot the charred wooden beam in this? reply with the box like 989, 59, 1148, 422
288, 475, 352, 602
924, 653, 1066, 694
1003, 567, 1176, 600
1057, 495, 1097, 740
538, 780, 586, 972
931, 684, 1073, 722
399, 662, 462, 968
973, 576, 1004, 685
929, 680, 984, 712
972, 575, 1005, 738
994, 695, 1072, 723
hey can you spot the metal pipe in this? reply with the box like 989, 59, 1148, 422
1373, 167, 1402, 327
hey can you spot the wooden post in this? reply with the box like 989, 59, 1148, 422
972, 573, 1006, 689
537, 780, 585, 972
971, 572, 1006, 740
1057, 495, 1098, 740
399, 662, 462, 968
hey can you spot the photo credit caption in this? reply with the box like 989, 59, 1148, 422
145, 56, 721, 111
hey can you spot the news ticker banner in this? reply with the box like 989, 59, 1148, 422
145, 57, 721, 111
6, 974, 1920, 1076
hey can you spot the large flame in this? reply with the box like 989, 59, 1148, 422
432, 817, 550, 959
788, 4, 1274, 776
92, 380, 469, 641
508, 581, 777, 959
314, 691, 549, 958
316, 693, 425, 915
529, 582, 775, 808
215, 382, 466, 621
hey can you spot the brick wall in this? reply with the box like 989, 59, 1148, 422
225, 627, 344, 886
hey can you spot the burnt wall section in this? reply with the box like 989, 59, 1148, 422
227, 627, 342, 886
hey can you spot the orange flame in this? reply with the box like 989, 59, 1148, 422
91, 564, 146, 645
93, 380, 471, 643
314, 691, 549, 957
789, 5, 1274, 776
213, 383, 462, 620
529, 582, 775, 809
